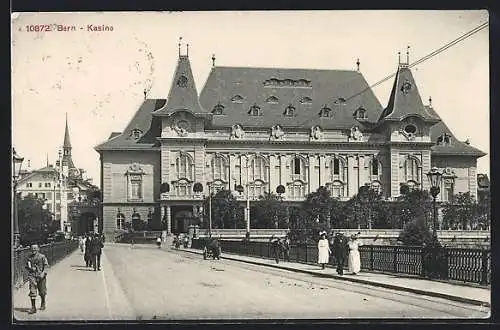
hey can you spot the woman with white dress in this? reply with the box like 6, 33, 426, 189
317, 231, 331, 270
348, 234, 363, 275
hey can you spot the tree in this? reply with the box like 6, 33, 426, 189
441, 192, 480, 230
252, 192, 288, 229
202, 189, 244, 229
397, 189, 432, 229
343, 186, 389, 229
398, 216, 434, 246
17, 195, 57, 245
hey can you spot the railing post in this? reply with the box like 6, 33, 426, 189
393, 246, 398, 273
481, 249, 489, 285
369, 246, 374, 271
305, 244, 308, 263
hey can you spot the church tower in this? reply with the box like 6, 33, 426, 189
62, 113, 75, 168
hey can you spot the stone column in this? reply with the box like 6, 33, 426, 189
166, 205, 172, 234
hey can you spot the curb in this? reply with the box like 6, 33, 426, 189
180, 248, 490, 308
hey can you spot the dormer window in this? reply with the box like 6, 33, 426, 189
284, 104, 295, 117
130, 128, 143, 140
299, 96, 312, 104
231, 95, 244, 103
212, 103, 224, 115
248, 104, 262, 116
437, 133, 452, 146
404, 124, 417, 135
266, 96, 279, 103
177, 75, 188, 88
319, 105, 332, 118
354, 107, 367, 120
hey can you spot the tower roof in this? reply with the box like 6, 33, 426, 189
378, 64, 440, 123
64, 113, 72, 148
153, 55, 205, 116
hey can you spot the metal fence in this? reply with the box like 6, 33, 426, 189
13, 240, 79, 289
192, 239, 491, 286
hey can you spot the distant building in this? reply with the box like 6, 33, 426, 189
95, 46, 486, 240
17, 115, 97, 233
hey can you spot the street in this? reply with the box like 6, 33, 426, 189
104, 244, 487, 320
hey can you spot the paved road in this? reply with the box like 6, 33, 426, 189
101, 244, 488, 320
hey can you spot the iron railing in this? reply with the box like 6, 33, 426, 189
191, 239, 491, 286
13, 240, 79, 289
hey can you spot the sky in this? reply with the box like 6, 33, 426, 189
11, 11, 490, 188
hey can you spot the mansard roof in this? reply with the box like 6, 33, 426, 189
199, 66, 383, 129
378, 65, 440, 123
17, 165, 59, 184
427, 106, 486, 157
94, 99, 164, 151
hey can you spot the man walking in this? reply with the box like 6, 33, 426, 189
332, 232, 349, 275
282, 236, 291, 262
84, 233, 93, 267
90, 233, 104, 271
26, 245, 49, 314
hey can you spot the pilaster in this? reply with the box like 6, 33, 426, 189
308, 154, 318, 192
166, 205, 171, 234
269, 154, 279, 194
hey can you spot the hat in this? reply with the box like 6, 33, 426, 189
30, 244, 40, 252
319, 231, 327, 236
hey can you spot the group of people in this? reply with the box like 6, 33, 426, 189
318, 231, 363, 275
270, 236, 291, 264
78, 233, 105, 271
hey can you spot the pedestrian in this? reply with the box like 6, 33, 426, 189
348, 233, 363, 275
317, 231, 331, 270
332, 232, 349, 275
156, 236, 162, 248
78, 236, 85, 253
26, 244, 49, 314
282, 236, 291, 262
271, 236, 282, 264
84, 234, 92, 267
90, 233, 104, 271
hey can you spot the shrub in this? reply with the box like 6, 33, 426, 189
398, 216, 434, 246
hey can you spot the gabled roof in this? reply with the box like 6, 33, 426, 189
153, 55, 205, 116
199, 66, 383, 129
378, 65, 440, 123
17, 166, 59, 184
427, 106, 486, 157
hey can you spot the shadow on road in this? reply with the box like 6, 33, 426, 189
13, 307, 31, 314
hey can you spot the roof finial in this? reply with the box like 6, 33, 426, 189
178, 37, 182, 57
406, 45, 410, 65
356, 58, 360, 72
46, 153, 49, 167
212, 54, 216, 67
143, 88, 147, 100
398, 51, 401, 65
186, 43, 189, 57
429, 96, 432, 107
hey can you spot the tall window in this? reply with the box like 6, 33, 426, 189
443, 179, 454, 202
44, 183, 51, 188
371, 159, 380, 176
116, 212, 125, 230
129, 174, 143, 200
333, 158, 340, 175
330, 156, 346, 182
401, 156, 420, 185
294, 157, 301, 175
175, 153, 193, 196
212, 155, 228, 182
289, 181, 306, 199
248, 156, 268, 199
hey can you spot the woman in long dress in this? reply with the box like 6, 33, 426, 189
317, 231, 331, 269
348, 234, 363, 275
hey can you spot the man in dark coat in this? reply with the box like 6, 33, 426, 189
84, 233, 92, 267
26, 245, 49, 314
90, 233, 104, 271
332, 232, 349, 275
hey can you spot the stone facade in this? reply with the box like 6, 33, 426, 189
95, 48, 486, 240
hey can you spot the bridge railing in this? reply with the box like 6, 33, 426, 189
13, 240, 79, 289
191, 239, 491, 286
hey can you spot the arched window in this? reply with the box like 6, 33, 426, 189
248, 104, 261, 116
128, 174, 143, 201
442, 178, 455, 202
248, 156, 268, 199
174, 153, 193, 196
212, 154, 228, 185
116, 212, 125, 230
290, 156, 307, 182
212, 103, 224, 115
371, 160, 379, 176
177, 75, 188, 88
368, 158, 382, 178
330, 156, 347, 182
319, 105, 332, 117
400, 156, 421, 188
284, 104, 295, 117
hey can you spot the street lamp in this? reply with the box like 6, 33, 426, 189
12, 148, 24, 249
426, 167, 442, 244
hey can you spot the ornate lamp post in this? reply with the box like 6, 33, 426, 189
12, 148, 24, 249
426, 167, 442, 243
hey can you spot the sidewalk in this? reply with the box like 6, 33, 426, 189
12, 247, 135, 321
182, 248, 491, 307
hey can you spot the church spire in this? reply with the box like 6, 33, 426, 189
63, 113, 71, 149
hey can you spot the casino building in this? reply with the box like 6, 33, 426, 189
95, 46, 486, 240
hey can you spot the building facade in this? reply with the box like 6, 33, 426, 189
17, 116, 97, 233
95, 48, 486, 240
